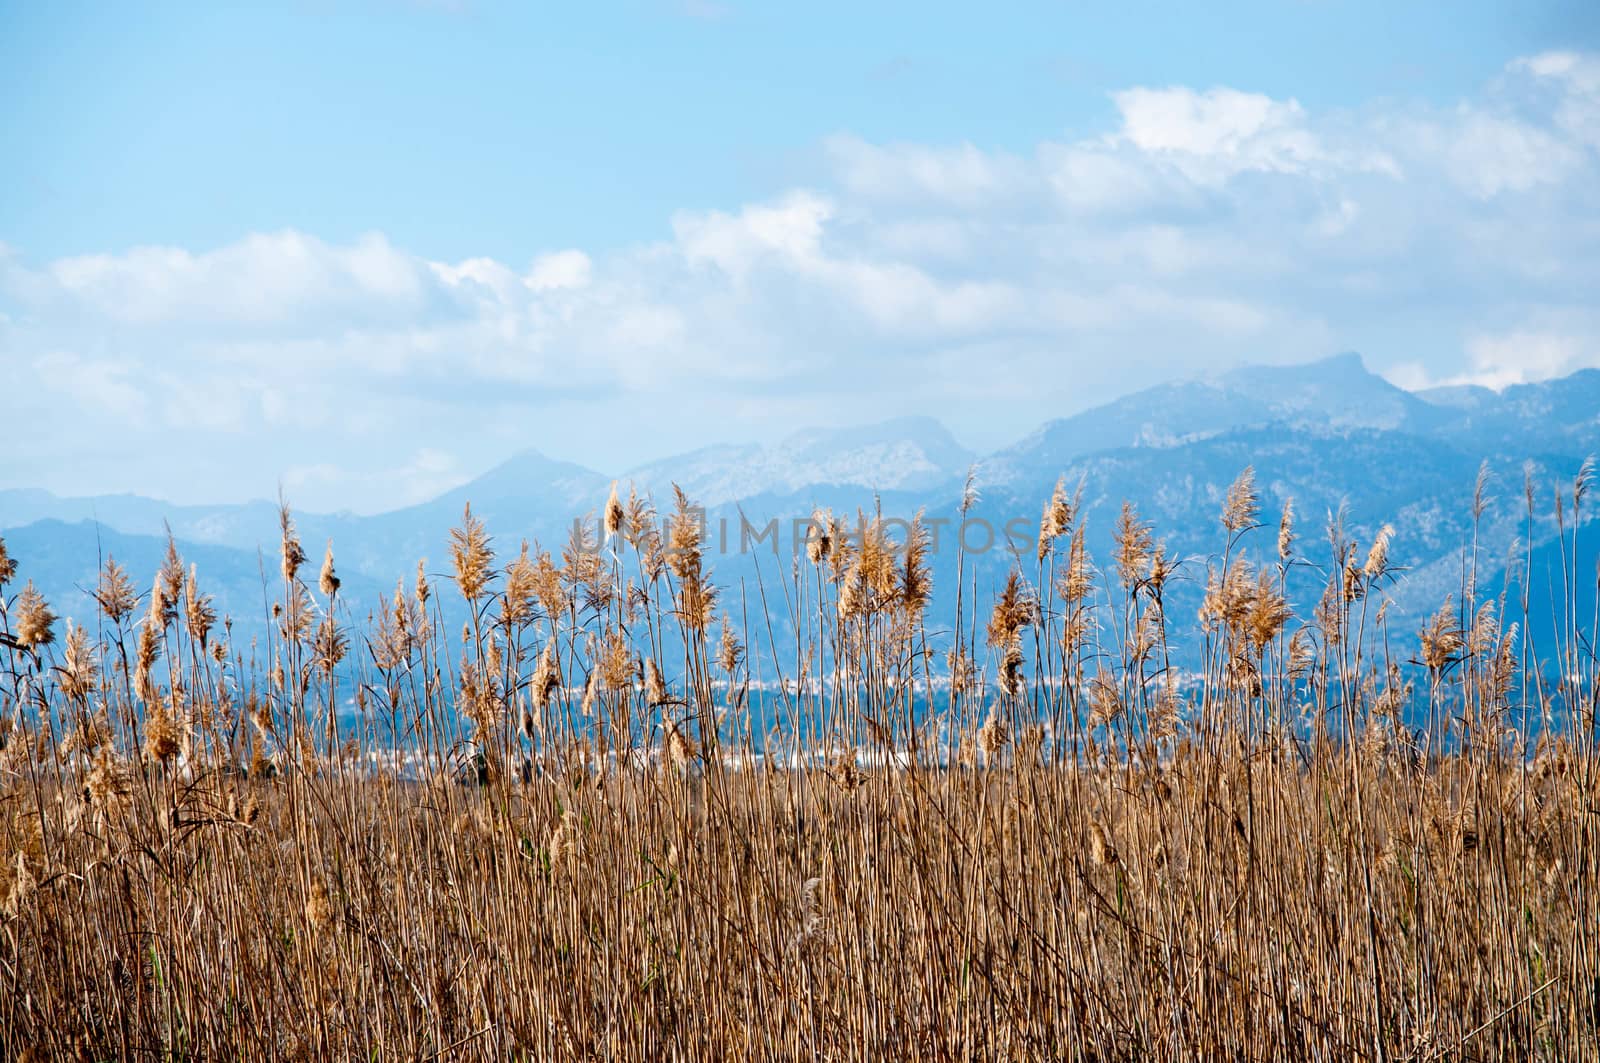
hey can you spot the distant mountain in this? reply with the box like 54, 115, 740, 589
0, 451, 611, 585
984, 353, 1455, 488
0, 520, 377, 654
340, 449, 612, 575
0, 488, 291, 550
1415, 384, 1495, 411
4, 353, 1597, 669
1421, 370, 1600, 458
622, 416, 973, 507
972, 426, 1579, 640
1507, 518, 1600, 669
1215, 351, 1451, 433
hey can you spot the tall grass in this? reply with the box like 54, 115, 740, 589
0, 465, 1595, 1060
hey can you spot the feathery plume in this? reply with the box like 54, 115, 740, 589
313, 615, 347, 671
999, 640, 1025, 698
548, 808, 584, 876
449, 503, 495, 602
3, 852, 36, 920
56, 622, 98, 704
319, 542, 340, 598
717, 618, 744, 674
1222, 466, 1259, 534
959, 465, 980, 516
1472, 460, 1493, 522
305, 879, 334, 936
666, 485, 703, 584
644, 657, 668, 706
1090, 823, 1119, 868
899, 511, 932, 618
599, 631, 634, 691
1112, 502, 1153, 590
13, 582, 56, 650
1037, 477, 1073, 561
184, 565, 217, 648
1246, 569, 1291, 653
279, 501, 306, 585
530, 641, 561, 712
805, 509, 832, 565
144, 695, 180, 764
791, 876, 824, 954
96, 556, 137, 625
502, 542, 538, 626
1364, 524, 1395, 581
977, 711, 1009, 761
603, 481, 625, 546
1056, 527, 1093, 605
157, 534, 185, 629
580, 670, 598, 717
987, 571, 1033, 647
664, 719, 697, 771
1420, 596, 1465, 673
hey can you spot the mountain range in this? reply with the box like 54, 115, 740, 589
5, 353, 1596, 665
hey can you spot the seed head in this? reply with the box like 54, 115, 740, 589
643, 658, 668, 706
603, 481, 625, 543
318, 542, 340, 598
449, 504, 495, 602
1222, 466, 1259, 534
977, 712, 1010, 760
13, 582, 56, 650
1090, 823, 1119, 868
96, 557, 137, 625
57, 622, 98, 704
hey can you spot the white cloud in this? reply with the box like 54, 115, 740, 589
4, 51, 1600, 512
30, 352, 150, 424
284, 448, 471, 509
1515, 52, 1600, 150
526, 250, 592, 292
1459, 330, 1592, 389
1388, 327, 1596, 392
1043, 144, 1173, 213
1442, 110, 1582, 198
1113, 87, 1320, 175
825, 135, 1033, 207
674, 192, 832, 276
39, 231, 438, 329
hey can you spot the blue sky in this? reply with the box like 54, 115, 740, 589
4, 1, 1590, 258
4, 1, 1600, 511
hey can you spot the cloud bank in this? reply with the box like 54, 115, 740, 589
4, 53, 1599, 511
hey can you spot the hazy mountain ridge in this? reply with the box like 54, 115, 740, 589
5, 353, 1597, 659
0, 520, 381, 655
1215, 351, 1451, 434
1427, 370, 1600, 457
622, 416, 973, 507
980, 353, 1451, 489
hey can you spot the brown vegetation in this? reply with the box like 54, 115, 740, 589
0, 465, 1596, 1060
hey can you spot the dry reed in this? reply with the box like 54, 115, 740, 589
0, 467, 1596, 1061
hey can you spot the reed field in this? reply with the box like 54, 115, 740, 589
2, 465, 1598, 1060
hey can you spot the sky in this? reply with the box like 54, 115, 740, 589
3, 1, 1599, 513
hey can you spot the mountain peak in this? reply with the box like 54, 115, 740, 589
1318, 350, 1367, 372
623, 416, 972, 507
782, 415, 966, 458
983, 351, 1450, 487
1218, 350, 1371, 388
1214, 351, 1445, 433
